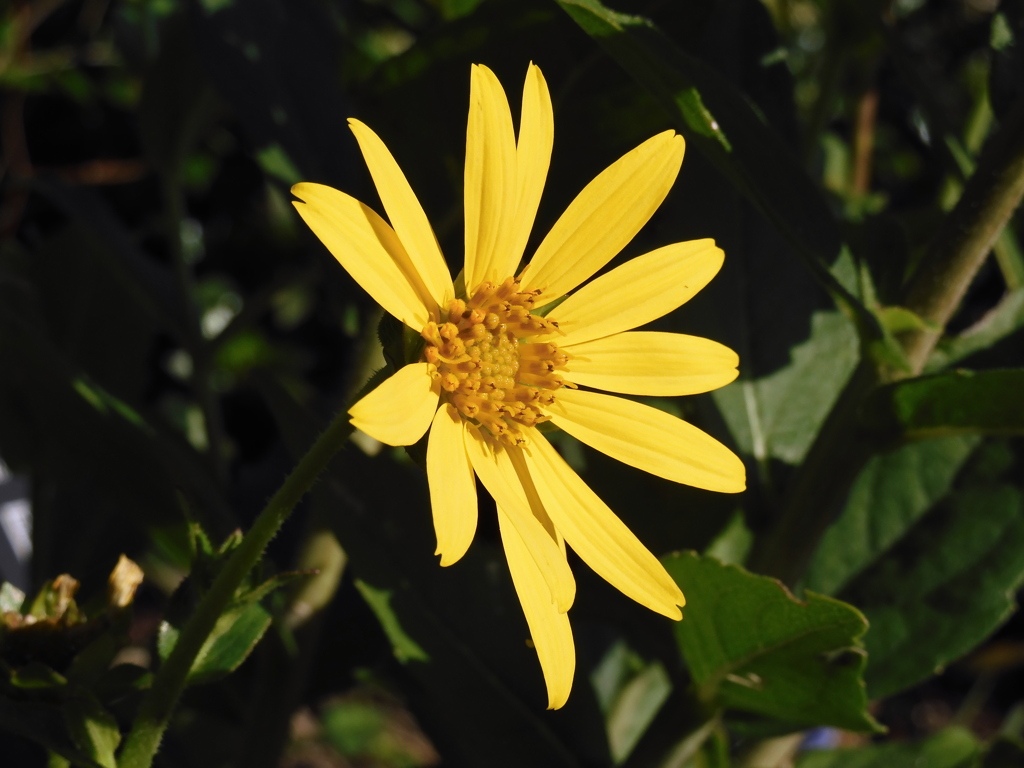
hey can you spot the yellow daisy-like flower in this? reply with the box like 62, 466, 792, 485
292, 63, 745, 709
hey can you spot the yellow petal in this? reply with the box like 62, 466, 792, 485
564, 332, 739, 396
546, 240, 724, 346
348, 363, 440, 446
524, 431, 684, 619
463, 428, 575, 612
548, 388, 746, 493
348, 118, 453, 310
292, 183, 433, 329
426, 404, 477, 566
464, 65, 519, 292
507, 63, 553, 271
496, 505, 575, 710
518, 131, 685, 306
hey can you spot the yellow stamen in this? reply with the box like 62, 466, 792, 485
421, 276, 570, 446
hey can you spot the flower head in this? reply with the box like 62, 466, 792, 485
292, 63, 745, 709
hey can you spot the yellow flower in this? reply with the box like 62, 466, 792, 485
292, 63, 745, 709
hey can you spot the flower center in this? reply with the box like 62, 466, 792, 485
422, 277, 570, 446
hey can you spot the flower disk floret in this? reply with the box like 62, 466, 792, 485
424, 278, 569, 447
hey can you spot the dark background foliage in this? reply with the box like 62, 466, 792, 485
1, 0, 1023, 766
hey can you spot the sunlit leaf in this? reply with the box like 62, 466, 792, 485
714, 310, 858, 465
664, 553, 880, 732
158, 601, 272, 686
63, 694, 121, 768
0, 583, 25, 614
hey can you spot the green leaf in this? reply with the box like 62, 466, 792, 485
0, 697, 107, 768
796, 727, 979, 768
713, 310, 859, 465
840, 484, 1024, 698
63, 694, 121, 768
927, 288, 1024, 372
590, 641, 672, 764
605, 661, 670, 764
804, 436, 979, 595
663, 552, 880, 732
863, 369, 1024, 441
0, 582, 25, 613
354, 580, 429, 664
703, 512, 753, 566
320, 699, 388, 759
159, 601, 272, 685
191, 602, 272, 684
10, 663, 69, 690
875, 306, 940, 334
255, 143, 303, 186
555, 0, 882, 341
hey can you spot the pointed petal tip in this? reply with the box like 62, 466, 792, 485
547, 695, 569, 711
550, 589, 575, 614
718, 454, 749, 494
646, 591, 685, 621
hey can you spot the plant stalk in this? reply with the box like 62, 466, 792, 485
117, 408, 353, 768
900, 95, 1024, 375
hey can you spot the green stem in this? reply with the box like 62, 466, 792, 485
117, 409, 354, 768
900, 95, 1024, 375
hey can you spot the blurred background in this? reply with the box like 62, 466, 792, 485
2, 0, 1023, 766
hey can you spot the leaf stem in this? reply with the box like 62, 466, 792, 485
117, 408, 354, 768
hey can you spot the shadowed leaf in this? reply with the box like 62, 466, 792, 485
841, 484, 1024, 698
